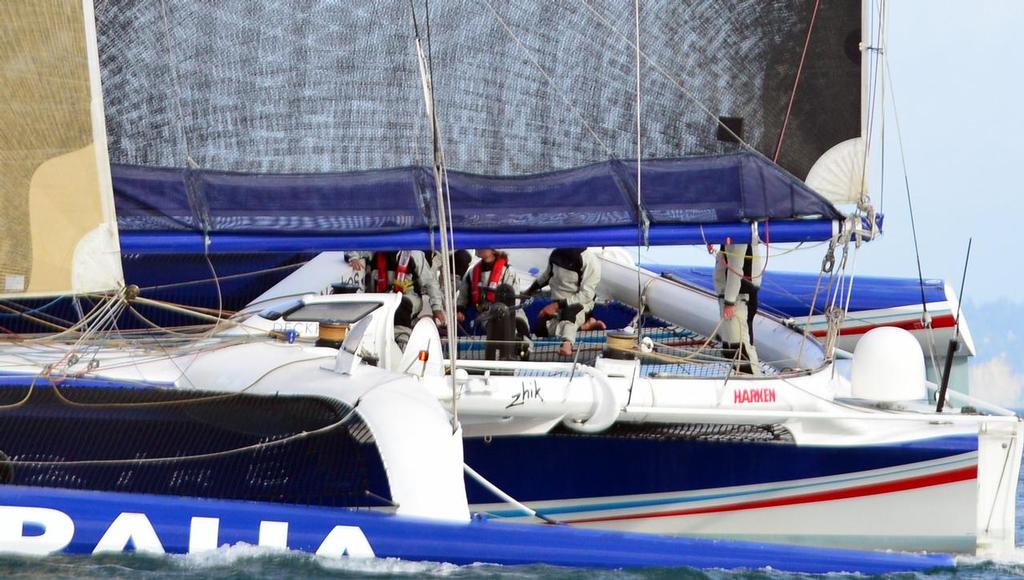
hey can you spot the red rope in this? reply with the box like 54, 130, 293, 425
773, 0, 821, 163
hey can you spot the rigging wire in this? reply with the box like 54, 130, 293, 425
883, 56, 941, 379
137, 261, 306, 292
479, 0, 618, 159
633, 0, 646, 341
411, 0, 461, 433
157, 0, 227, 348
797, 235, 836, 366
0, 300, 69, 333
574, 0, 759, 160
49, 353, 333, 409
773, 0, 821, 163
878, 0, 887, 215
857, 0, 883, 205
800, 2, 886, 366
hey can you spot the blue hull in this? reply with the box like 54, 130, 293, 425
0, 484, 953, 573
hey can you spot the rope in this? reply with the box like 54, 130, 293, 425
48, 354, 333, 409
0, 296, 66, 320
464, 463, 562, 525
773, 0, 821, 162
797, 233, 840, 365
3, 406, 360, 468
25, 292, 121, 344
644, 319, 724, 364
0, 300, 69, 332
0, 362, 415, 469
137, 261, 306, 292
0, 375, 40, 410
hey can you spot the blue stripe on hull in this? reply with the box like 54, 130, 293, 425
462, 433, 977, 503
480, 454, 977, 518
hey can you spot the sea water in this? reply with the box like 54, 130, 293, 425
2, 478, 1024, 579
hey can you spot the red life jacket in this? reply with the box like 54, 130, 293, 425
471, 257, 507, 306
375, 251, 411, 293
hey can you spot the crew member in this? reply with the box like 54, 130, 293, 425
713, 240, 764, 375
526, 248, 601, 357
456, 249, 528, 336
428, 249, 473, 294
346, 250, 445, 349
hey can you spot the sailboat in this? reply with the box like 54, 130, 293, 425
0, 0, 1015, 573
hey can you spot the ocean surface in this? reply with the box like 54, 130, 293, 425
3, 471, 1024, 580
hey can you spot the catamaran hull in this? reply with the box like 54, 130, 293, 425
464, 433, 981, 552
0, 484, 953, 573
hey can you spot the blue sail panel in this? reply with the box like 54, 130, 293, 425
118, 221, 839, 254
114, 164, 432, 233
112, 153, 843, 240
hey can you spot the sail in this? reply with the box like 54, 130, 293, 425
94, 1, 858, 242
805, 137, 867, 205
0, 0, 123, 297
112, 153, 842, 238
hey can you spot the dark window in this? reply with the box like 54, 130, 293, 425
284, 301, 381, 323
716, 116, 744, 143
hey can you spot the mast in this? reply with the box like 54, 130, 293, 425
410, 1, 460, 432
83, 0, 120, 249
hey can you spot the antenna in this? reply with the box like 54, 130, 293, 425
935, 238, 972, 413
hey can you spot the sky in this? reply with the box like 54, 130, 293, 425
644, 0, 1024, 403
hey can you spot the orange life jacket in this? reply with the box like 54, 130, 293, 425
471, 257, 508, 306
375, 251, 411, 293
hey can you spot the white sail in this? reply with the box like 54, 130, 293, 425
805, 137, 867, 206
0, 0, 123, 297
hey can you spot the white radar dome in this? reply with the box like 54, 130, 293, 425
850, 327, 927, 401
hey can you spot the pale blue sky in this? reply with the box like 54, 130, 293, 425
646, 0, 1024, 305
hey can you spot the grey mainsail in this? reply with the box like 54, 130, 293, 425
97, 1, 859, 179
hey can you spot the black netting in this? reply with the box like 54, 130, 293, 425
0, 382, 391, 508
447, 314, 780, 377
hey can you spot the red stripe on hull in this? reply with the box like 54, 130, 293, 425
810, 313, 956, 338
566, 465, 977, 524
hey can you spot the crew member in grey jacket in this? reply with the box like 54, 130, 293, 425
346, 250, 446, 349
526, 248, 601, 356
713, 241, 763, 375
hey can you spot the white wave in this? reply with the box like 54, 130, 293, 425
169, 542, 471, 576
172, 542, 293, 568
316, 555, 462, 576
956, 547, 1024, 568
